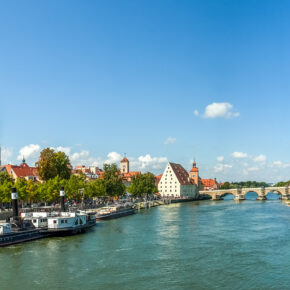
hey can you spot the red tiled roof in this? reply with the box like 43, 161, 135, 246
6, 163, 38, 178
155, 174, 162, 184
201, 179, 217, 187
121, 157, 129, 163
123, 171, 140, 178
169, 162, 194, 185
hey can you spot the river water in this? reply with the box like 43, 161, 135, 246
1, 192, 290, 290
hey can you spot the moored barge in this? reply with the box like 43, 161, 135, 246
96, 203, 135, 220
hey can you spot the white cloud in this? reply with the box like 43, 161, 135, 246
1, 147, 13, 164
193, 110, 199, 116
164, 137, 176, 145
202, 102, 240, 119
253, 154, 267, 163
71, 150, 90, 163
232, 152, 248, 159
17, 144, 41, 161
56, 146, 71, 155
68, 150, 168, 173
214, 163, 232, 172
271, 161, 290, 168
217, 156, 224, 162
136, 154, 168, 170
104, 152, 122, 164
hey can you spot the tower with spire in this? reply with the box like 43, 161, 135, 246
190, 160, 199, 186
120, 154, 129, 173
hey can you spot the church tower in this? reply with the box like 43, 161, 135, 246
190, 161, 199, 186
120, 156, 129, 174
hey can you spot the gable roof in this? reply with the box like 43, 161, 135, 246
155, 174, 162, 184
121, 157, 129, 163
201, 179, 217, 187
5, 162, 38, 179
169, 162, 194, 185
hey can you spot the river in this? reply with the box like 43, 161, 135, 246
1, 192, 290, 290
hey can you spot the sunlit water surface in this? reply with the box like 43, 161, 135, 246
1, 192, 290, 290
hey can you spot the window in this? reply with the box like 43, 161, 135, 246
80, 219, 83, 225
75, 219, 79, 225
33, 219, 37, 223
61, 220, 64, 224
65, 220, 68, 223
53, 220, 57, 224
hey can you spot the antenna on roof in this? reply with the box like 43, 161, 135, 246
22, 156, 25, 163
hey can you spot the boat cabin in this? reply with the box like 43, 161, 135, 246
0, 223, 12, 235
47, 212, 87, 229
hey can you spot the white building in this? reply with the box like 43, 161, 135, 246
158, 162, 198, 198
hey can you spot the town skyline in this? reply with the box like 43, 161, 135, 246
0, 144, 288, 183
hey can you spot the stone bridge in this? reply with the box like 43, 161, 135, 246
199, 186, 290, 201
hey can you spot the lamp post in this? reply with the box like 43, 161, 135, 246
60, 186, 65, 212
11, 187, 19, 221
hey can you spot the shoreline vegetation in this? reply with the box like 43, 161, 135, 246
0, 148, 288, 209
0, 148, 158, 208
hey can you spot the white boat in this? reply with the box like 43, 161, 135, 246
22, 211, 96, 236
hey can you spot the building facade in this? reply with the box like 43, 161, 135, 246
5, 159, 39, 182
158, 162, 198, 198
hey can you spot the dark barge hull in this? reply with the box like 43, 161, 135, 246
0, 229, 44, 247
96, 208, 135, 220
171, 198, 198, 203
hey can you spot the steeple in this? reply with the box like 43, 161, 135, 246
120, 154, 129, 173
190, 159, 199, 186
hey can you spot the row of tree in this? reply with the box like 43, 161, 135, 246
220, 181, 269, 189
0, 163, 157, 204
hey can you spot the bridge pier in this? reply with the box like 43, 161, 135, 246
257, 195, 267, 201
211, 195, 222, 201
281, 195, 290, 200
234, 195, 245, 201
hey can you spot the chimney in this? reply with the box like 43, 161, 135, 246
11, 187, 19, 221
60, 186, 65, 212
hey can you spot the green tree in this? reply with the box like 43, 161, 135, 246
65, 174, 87, 200
15, 178, 28, 205
103, 163, 125, 197
0, 171, 14, 184
220, 182, 231, 189
0, 180, 13, 204
27, 179, 40, 203
85, 178, 106, 198
38, 176, 66, 203
36, 148, 71, 181
128, 172, 158, 198
55, 151, 71, 179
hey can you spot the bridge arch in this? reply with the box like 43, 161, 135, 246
220, 192, 236, 200
265, 190, 282, 200
243, 191, 259, 200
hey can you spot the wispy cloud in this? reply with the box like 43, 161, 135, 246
232, 152, 248, 158
164, 137, 176, 145
253, 154, 267, 163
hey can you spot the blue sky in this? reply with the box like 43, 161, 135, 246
1, 0, 290, 182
